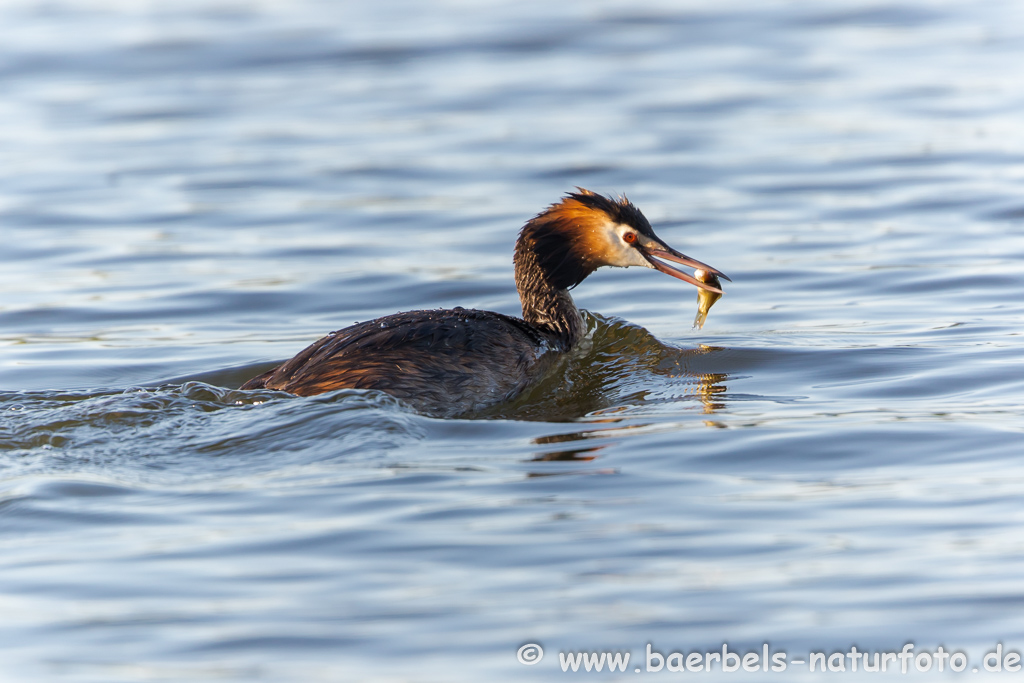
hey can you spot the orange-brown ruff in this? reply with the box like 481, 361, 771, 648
241, 190, 729, 417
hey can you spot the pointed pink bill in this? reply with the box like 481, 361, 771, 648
643, 247, 731, 293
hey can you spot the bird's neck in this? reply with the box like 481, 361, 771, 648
513, 238, 585, 349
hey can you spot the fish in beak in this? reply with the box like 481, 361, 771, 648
639, 237, 731, 294
692, 270, 723, 329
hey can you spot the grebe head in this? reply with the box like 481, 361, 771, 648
518, 188, 731, 293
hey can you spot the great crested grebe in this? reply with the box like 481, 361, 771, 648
241, 189, 730, 416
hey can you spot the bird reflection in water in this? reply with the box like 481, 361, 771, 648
487, 315, 730, 471
482, 311, 729, 423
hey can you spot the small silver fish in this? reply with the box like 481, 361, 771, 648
693, 270, 722, 330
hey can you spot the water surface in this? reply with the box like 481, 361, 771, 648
2, 0, 1024, 680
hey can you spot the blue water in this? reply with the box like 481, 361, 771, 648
2, 1, 1024, 680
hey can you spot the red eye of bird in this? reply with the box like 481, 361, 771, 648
623, 232, 637, 244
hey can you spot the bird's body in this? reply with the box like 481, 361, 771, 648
241, 190, 728, 417
242, 307, 562, 415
